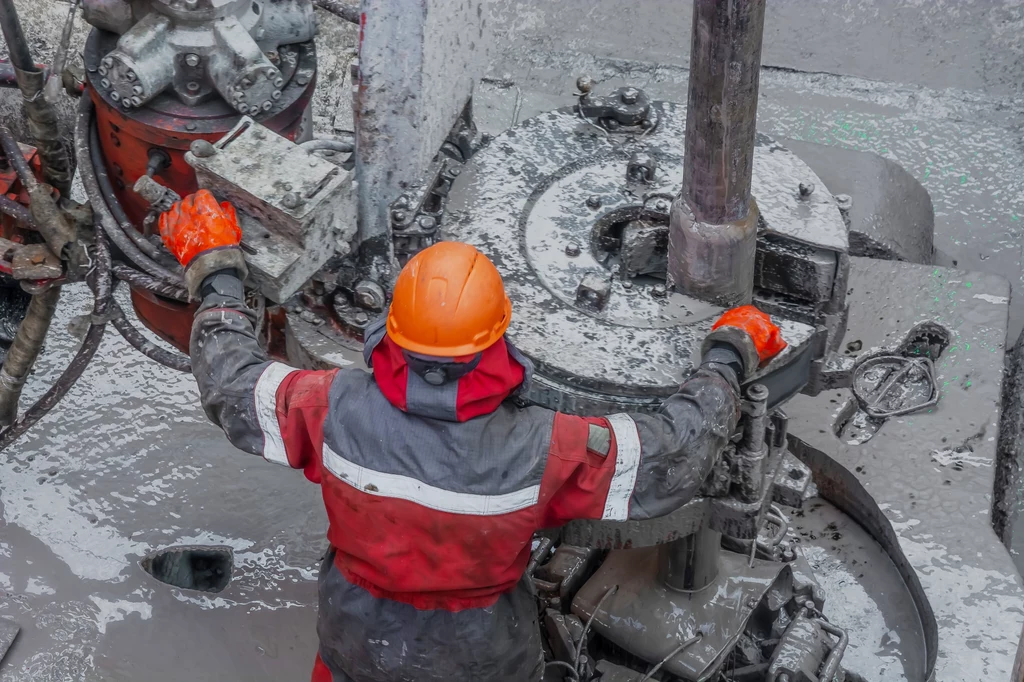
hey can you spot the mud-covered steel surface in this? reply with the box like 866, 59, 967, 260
785, 258, 1023, 681
355, 0, 490, 275
444, 102, 843, 402
573, 547, 786, 680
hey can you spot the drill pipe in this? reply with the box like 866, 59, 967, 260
668, 0, 766, 306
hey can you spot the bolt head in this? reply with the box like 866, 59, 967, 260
798, 182, 815, 198
354, 312, 369, 325
652, 283, 667, 298
238, 104, 249, 114
392, 210, 407, 224
110, 91, 120, 101
605, 119, 621, 131
282, 192, 303, 209
835, 193, 853, 210
131, 96, 142, 106
242, 78, 253, 89
621, 87, 640, 104
746, 598, 758, 609
190, 139, 217, 158
586, 195, 602, 209
122, 99, 131, 109
102, 57, 113, 68
576, 75, 594, 94
654, 199, 669, 212
126, 70, 137, 82
185, 122, 197, 131
418, 216, 438, 230
185, 53, 201, 68
274, 77, 284, 88
133, 85, 144, 95
184, 0, 198, 8
98, 66, 108, 76
641, 118, 654, 129
271, 90, 282, 101
100, 78, 110, 88
565, 242, 581, 257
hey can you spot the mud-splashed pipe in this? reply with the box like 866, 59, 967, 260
0, 285, 61, 427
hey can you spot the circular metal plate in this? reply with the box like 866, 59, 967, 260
445, 103, 839, 413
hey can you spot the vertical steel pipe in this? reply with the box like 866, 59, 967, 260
658, 526, 722, 592
668, 0, 767, 306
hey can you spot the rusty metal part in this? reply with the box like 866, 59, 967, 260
11, 244, 62, 280
0, 285, 61, 427
0, 127, 82, 270
85, 31, 317, 226
668, 0, 766, 307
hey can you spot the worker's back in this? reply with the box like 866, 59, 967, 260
322, 365, 553, 611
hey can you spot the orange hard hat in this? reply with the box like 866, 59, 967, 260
386, 242, 512, 357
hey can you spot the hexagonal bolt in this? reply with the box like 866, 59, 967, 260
565, 242, 581, 257
835, 193, 853, 212
798, 182, 815, 198
653, 199, 670, 212
184, 53, 201, 68
130, 96, 142, 107
271, 90, 282, 101
126, 70, 137, 82
262, 101, 272, 111
110, 91, 120, 101
621, 87, 640, 105
586, 195, 602, 209
189, 140, 217, 158
100, 78, 110, 88
98, 66, 108, 77
132, 85, 144, 96
354, 280, 387, 312
102, 57, 113, 68
282, 192, 304, 210
418, 216, 438, 230
122, 99, 132, 109
238, 104, 249, 114
575, 273, 612, 312
274, 77, 285, 88
391, 210, 407, 224
627, 153, 657, 183
651, 283, 667, 298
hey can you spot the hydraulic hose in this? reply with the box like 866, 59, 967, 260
111, 262, 187, 301
0, 0, 71, 197
0, 285, 61, 426
74, 96, 184, 290
0, 194, 35, 228
109, 296, 191, 373
314, 0, 359, 24
0, 228, 111, 453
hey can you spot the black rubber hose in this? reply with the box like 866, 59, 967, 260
0, 285, 61, 426
109, 296, 191, 373
0, 0, 36, 74
0, 123, 38, 188
0, 228, 111, 453
111, 262, 187, 301
74, 96, 184, 289
314, 0, 360, 24
0, 193, 34, 228
89, 124, 173, 264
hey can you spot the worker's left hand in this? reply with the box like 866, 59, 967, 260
159, 189, 242, 268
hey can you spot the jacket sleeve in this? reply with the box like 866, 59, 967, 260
190, 272, 337, 482
537, 366, 741, 527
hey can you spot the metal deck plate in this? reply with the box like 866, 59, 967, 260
785, 257, 1024, 681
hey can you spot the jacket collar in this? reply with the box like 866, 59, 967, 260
363, 318, 533, 422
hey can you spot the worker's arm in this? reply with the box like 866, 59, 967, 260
538, 307, 784, 525
161, 191, 335, 482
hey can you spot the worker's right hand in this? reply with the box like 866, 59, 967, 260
159, 189, 242, 268
700, 305, 787, 380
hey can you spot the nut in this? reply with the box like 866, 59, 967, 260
184, 53, 201, 68
621, 87, 640, 104
652, 283, 667, 298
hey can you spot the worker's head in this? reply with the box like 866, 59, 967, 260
385, 242, 512, 383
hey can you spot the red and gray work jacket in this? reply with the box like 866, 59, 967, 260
191, 272, 741, 681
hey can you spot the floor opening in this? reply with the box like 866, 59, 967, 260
140, 545, 234, 593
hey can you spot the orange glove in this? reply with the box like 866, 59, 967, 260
712, 305, 787, 363
159, 190, 242, 267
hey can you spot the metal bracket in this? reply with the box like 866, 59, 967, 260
576, 83, 659, 133
390, 159, 461, 263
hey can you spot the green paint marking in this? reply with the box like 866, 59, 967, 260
965, 282, 973, 288
960, 174, 968, 185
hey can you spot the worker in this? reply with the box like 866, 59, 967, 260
159, 190, 787, 682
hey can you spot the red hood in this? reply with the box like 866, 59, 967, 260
370, 334, 529, 422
